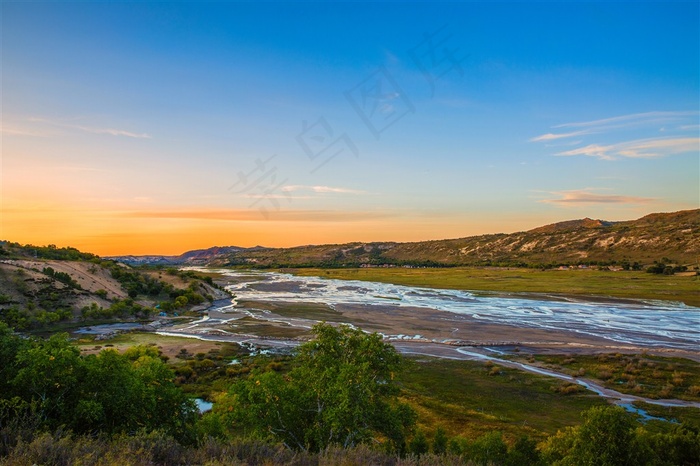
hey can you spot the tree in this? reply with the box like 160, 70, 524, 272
542, 406, 637, 466
574, 406, 636, 466
0, 323, 27, 396
227, 323, 415, 452
432, 426, 448, 455
174, 296, 189, 308
507, 436, 541, 466
408, 429, 429, 456
469, 431, 508, 466
13, 333, 85, 429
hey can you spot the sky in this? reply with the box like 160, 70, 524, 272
2, 1, 699, 255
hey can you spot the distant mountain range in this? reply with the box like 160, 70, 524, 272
106, 246, 255, 266
106, 209, 700, 268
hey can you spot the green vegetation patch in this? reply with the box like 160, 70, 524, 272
632, 401, 700, 428
524, 353, 700, 402
398, 357, 608, 442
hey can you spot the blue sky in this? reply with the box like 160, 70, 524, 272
2, 1, 698, 254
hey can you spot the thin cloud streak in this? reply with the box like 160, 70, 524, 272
540, 190, 655, 205
121, 209, 394, 222
73, 125, 151, 138
529, 130, 591, 142
0, 125, 52, 137
282, 185, 367, 194
531, 111, 699, 147
556, 137, 699, 160
26, 117, 151, 139
553, 111, 699, 129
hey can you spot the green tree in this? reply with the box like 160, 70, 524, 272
432, 426, 448, 455
174, 296, 189, 308
6, 335, 196, 442
574, 406, 636, 466
227, 323, 415, 452
469, 431, 508, 466
635, 424, 700, 466
542, 406, 638, 466
408, 429, 429, 456
507, 435, 541, 466
13, 333, 85, 429
0, 323, 27, 396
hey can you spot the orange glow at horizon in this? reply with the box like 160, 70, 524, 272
2, 200, 549, 256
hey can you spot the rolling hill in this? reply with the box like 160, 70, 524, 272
106, 209, 699, 268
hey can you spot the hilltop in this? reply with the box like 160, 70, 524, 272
106, 209, 700, 268
0, 243, 228, 331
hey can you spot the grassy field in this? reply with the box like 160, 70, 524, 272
288, 267, 700, 307
632, 401, 700, 428
398, 356, 608, 443
518, 353, 700, 402
74, 331, 239, 361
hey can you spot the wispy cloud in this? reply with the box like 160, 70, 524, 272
121, 208, 392, 222
0, 125, 52, 137
282, 185, 367, 194
539, 189, 654, 205
531, 111, 699, 142
529, 130, 592, 142
73, 125, 151, 138
556, 137, 698, 160
531, 111, 699, 161
553, 111, 698, 129
25, 117, 151, 139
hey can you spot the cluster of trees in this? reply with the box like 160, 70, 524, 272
539, 405, 700, 465
80, 298, 154, 320
42, 266, 81, 288
0, 242, 98, 261
107, 265, 168, 299
0, 322, 197, 447
106, 264, 211, 308
646, 261, 688, 275
0, 304, 73, 330
158, 281, 208, 311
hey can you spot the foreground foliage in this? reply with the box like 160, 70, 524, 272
0, 323, 196, 447
222, 323, 416, 452
1, 321, 699, 465
2, 409, 699, 466
529, 353, 700, 402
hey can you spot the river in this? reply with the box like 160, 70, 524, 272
215, 270, 699, 351
158, 269, 700, 415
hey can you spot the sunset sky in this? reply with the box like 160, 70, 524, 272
2, 1, 698, 256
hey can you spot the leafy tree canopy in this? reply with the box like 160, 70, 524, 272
225, 323, 416, 452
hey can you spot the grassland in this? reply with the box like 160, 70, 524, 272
398, 356, 608, 442
519, 353, 700, 402
632, 401, 700, 428
75, 331, 239, 361
288, 267, 700, 307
